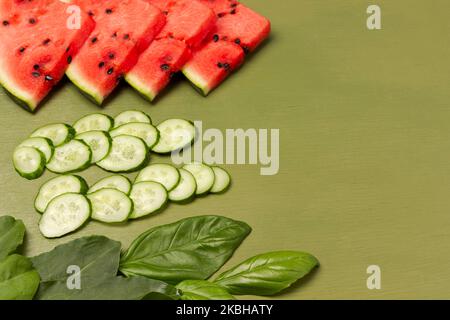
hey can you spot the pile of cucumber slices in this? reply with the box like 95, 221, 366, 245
13, 110, 196, 179
36, 162, 231, 238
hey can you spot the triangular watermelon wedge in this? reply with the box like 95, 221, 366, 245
126, 0, 216, 101
183, 1, 270, 95
66, 0, 166, 105
0, 0, 95, 111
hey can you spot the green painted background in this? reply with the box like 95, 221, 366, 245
1, 0, 450, 299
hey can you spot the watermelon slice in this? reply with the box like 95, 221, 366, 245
66, 0, 166, 105
126, 0, 215, 101
0, 0, 95, 111
183, 1, 270, 95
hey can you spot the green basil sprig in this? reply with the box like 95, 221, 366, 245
214, 251, 319, 296
120, 215, 251, 284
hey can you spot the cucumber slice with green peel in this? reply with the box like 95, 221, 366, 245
88, 188, 133, 223
110, 123, 160, 149
88, 175, 132, 195
129, 181, 168, 219
35, 175, 88, 213
96, 135, 149, 173
183, 163, 215, 195
13, 146, 46, 180
30, 123, 75, 147
18, 137, 54, 163
39, 193, 91, 238
114, 110, 152, 128
46, 140, 92, 174
73, 113, 114, 134
169, 168, 197, 202
152, 119, 196, 154
135, 164, 180, 191
210, 167, 231, 193
76, 131, 112, 163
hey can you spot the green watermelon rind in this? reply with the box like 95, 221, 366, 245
125, 73, 157, 102
0, 69, 38, 112
181, 65, 211, 96
66, 65, 104, 105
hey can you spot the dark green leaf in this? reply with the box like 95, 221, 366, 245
214, 251, 319, 296
120, 215, 252, 284
0, 254, 40, 300
176, 280, 235, 300
32, 236, 179, 300
0, 216, 25, 260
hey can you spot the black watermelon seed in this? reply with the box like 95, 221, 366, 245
162, 10, 168, 15
109, 53, 115, 59
91, 37, 98, 43
242, 46, 250, 55
223, 63, 230, 70
98, 61, 105, 68
112, 32, 117, 38
67, 56, 72, 64
217, 62, 223, 68
66, 46, 70, 52
33, 64, 39, 70
29, 18, 36, 24
234, 38, 241, 45
88, 11, 94, 16
218, 13, 225, 18
32, 72, 40, 78
2, 20, 9, 26
230, 9, 236, 14
160, 64, 170, 71
19, 47, 26, 53
123, 34, 130, 40
42, 38, 51, 45
230, 3, 237, 8
45, 75, 53, 81
213, 34, 219, 42
105, 8, 113, 14
107, 68, 114, 75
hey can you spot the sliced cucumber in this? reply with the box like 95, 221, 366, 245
114, 110, 152, 128
152, 119, 196, 154
30, 123, 75, 147
110, 123, 159, 149
76, 131, 112, 163
73, 113, 114, 134
46, 140, 92, 174
210, 167, 231, 193
35, 175, 88, 213
39, 193, 91, 238
18, 137, 54, 163
129, 181, 168, 219
183, 163, 215, 195
169, 168, 197, 202
135, 164, 180, 191
88, 175, 132, 195
96, 135, 149, 173
13, 146, 46, 180
88, 188, 133, 223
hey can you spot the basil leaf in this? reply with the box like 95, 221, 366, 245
176, 280, 235, 300
120, 215, 251, 284
214, 251, 319, 296
32, 236, 121, 285
0, 216, 25, 261
0, 254, 40, 300
32, 236, 179, 300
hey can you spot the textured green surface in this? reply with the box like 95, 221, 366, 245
1, 0, 450, 299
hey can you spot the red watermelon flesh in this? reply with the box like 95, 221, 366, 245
126, 0, 215, 101
66, 0, 166, 105
126, 38, 191, 101
183, 2, 270, 95
0, 0, 95, 111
